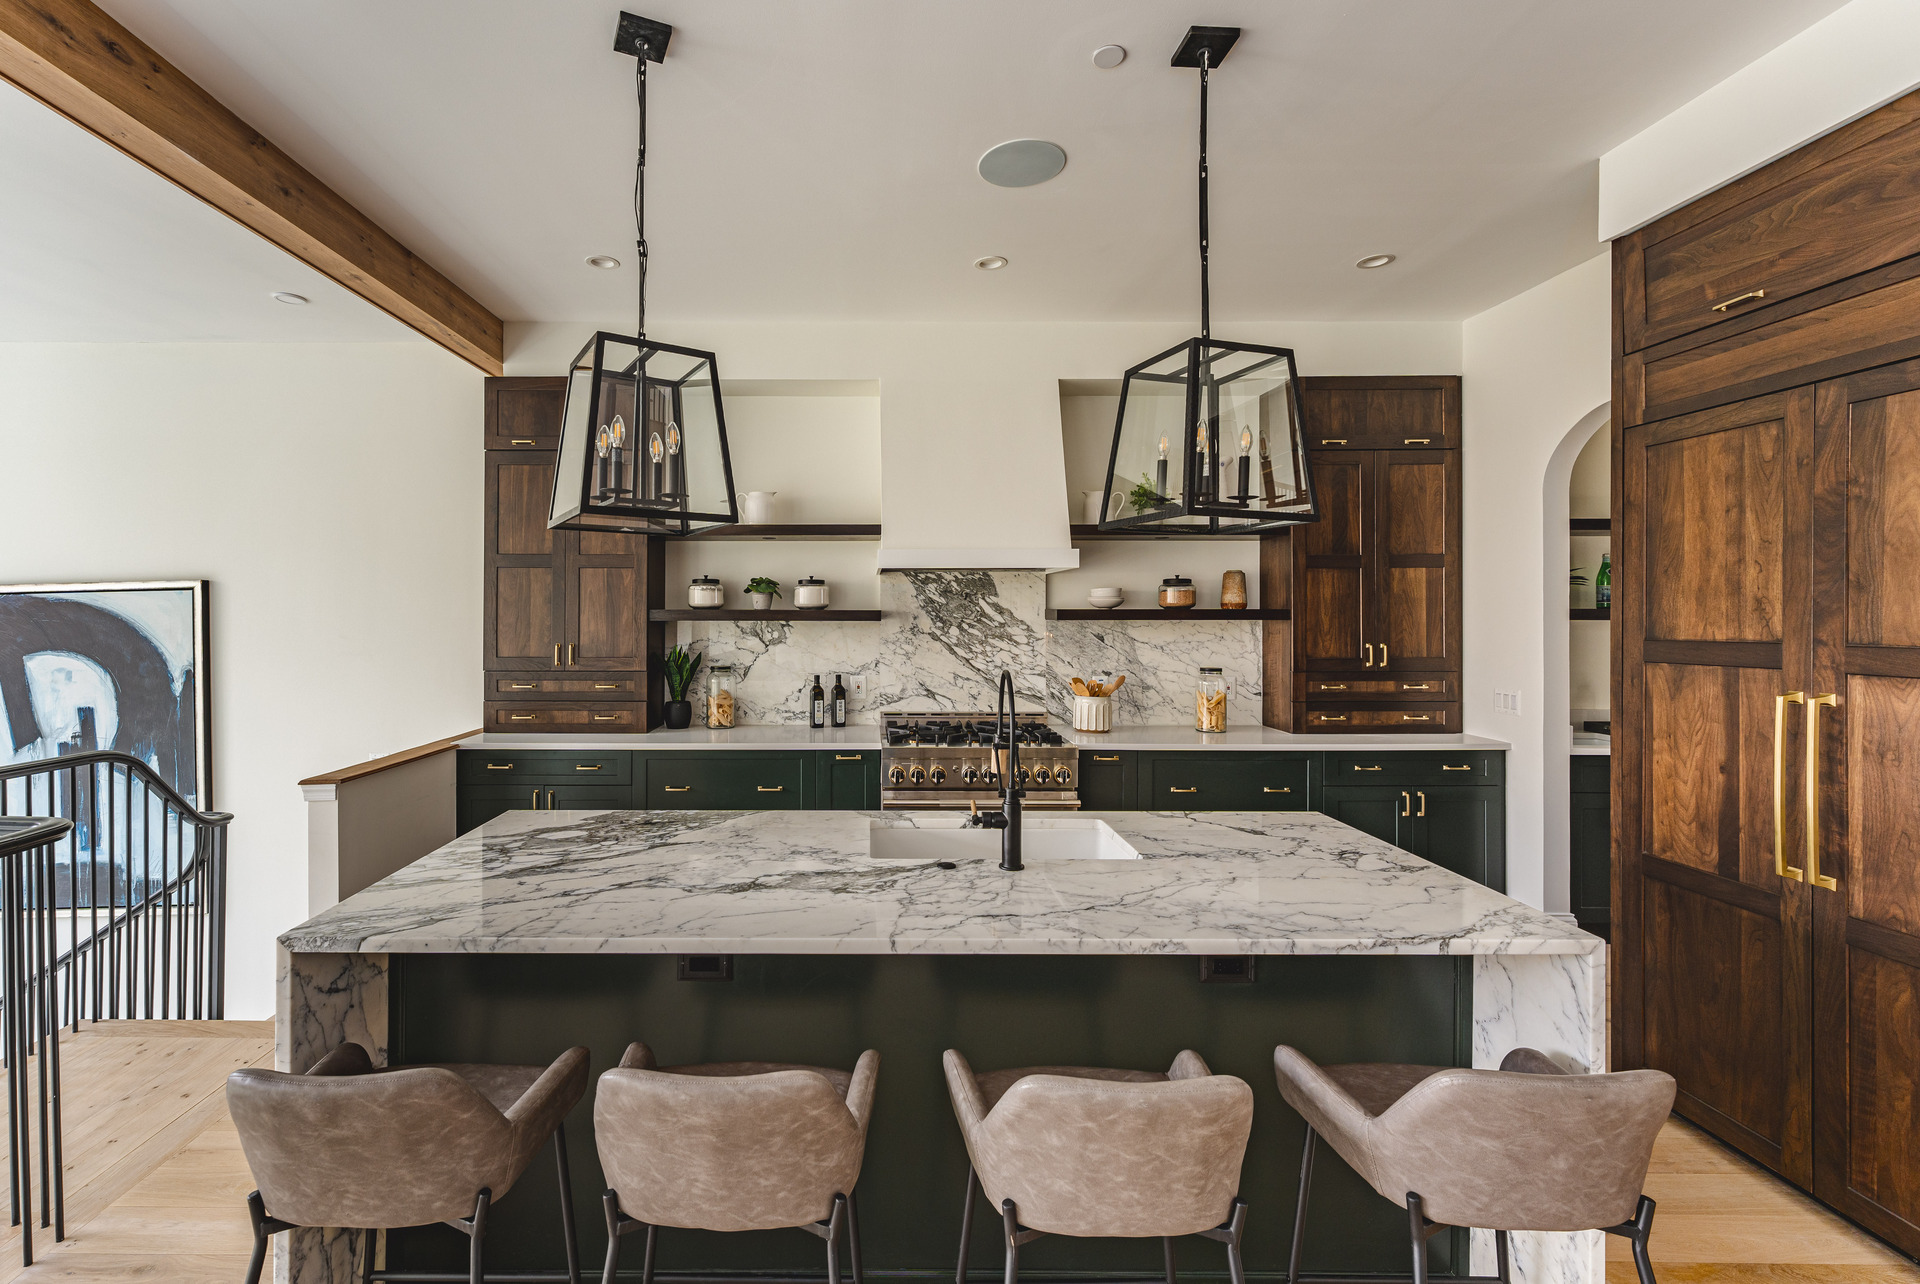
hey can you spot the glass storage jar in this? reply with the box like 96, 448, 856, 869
1195, 667, 1226, 732
1159, 574, 1196, 609
707, 664, 736, 728
688, 575, 724, 609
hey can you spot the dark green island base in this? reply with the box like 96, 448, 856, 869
387, 952, 1475, 1280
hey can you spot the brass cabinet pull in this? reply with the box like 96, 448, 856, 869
1320, 438, 1348, 446
1381, 644, 1390, 667
1320, 683, 1348, 691
1401, 714, 1433, 723
1354, 765, 1384, 772
1263, 786, 1291, 794
1403, 438, 1431, 445
1711, 288, 1766, 313
664, 785, 692, 793
835, 754, 864, 761
1417, 791, 1426, 818
1363, 643, 1376, 667
592, 714, 619, 722
552, 645, 562, 666
1805, 693, 1838, 891
594, 683, 618, 690
1316, 715, 1348, 722
568, 644, 577, 665
1774, 692, 1807, 883
574, 764, 601, 771
508, 714, 536, 722
1400, 791, 1411, 817
1402, 683, 1433, 691
486, 763, 514, 771
508, 682, 536, 690
1441, 764, 1471, 772
531, 790, 541, 809
1093, 755, 1121, 762
548, 790, 556, 809
757, 785, 785, 793
510, 438, 537, 445
1170, 787, 1199, 794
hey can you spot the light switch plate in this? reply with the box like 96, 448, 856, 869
1494, 690, 1523, 716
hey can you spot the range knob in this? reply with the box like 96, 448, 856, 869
1015, 766, 1032, 786
908, 765, 927, 786
929, 766, 947, 785
888, 765, 907, 786
961, 765, 980, 785
1032, 766, 1052, 786
1052, 765, 1072, 786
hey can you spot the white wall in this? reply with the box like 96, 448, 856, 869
1461, 254, 1611, 915
0, 342, 483, 1018
1599, 0, 1920, 237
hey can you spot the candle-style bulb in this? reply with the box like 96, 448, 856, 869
610, 415, 626, 448
649, 433, 664, 464
596, 426, 610, 458
1158, 435, 1168, 459
1240, 426, 1252, 456
665, 422, 681, 455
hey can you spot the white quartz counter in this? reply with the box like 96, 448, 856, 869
1570, 731, 1611, 756
458, 726, 1511, 752
282, 807, 1584, 957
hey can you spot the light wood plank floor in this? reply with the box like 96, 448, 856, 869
0, 1024, 1912, 1282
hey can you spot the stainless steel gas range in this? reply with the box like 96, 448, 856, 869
879, 712, 1080, 810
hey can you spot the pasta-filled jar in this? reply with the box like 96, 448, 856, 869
1195, 667, 1226, 733
707, 664, 736, 729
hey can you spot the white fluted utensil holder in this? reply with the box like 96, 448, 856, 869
1072, 695, 1112, 732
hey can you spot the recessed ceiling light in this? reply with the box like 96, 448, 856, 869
1355, 254, 1397, 270
1092, 44, 1126, 69
978, 139, 1067, 188
974, 256, 1009, 271
271, 292, 309, 305
586, 255, 622, 269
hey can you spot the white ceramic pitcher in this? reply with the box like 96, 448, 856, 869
739, 491, 778, 525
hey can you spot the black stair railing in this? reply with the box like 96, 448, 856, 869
0, 752, 231, 1264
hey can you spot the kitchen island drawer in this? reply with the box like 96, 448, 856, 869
457, 784, 632, 833
458, 751, 631, 784
1326, 752, 1502, 787
642, 753, 807, 809
1141, 753, 1307, 811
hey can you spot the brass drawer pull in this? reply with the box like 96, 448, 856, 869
1093, 755, 1121, 762
532, 790, 541, 809
569, 644, 578, 665
1711, 288, 1766, 313
1319, 438, 1348, 446
1774, 692, 1807, 883
664, 785, 692, 793
1363, 643, 1376, 667
592, 715, 620, 722
1319, 683, 1348, 691
835, 754, 864, 761
508, 682, 536, 690
757, 785, 785, 793
510, 438, 537, 445
1401, 714, 1433, 723
1403, 437, 1431, 445
486, 763, 514, 771
1805, 694, 1838, 891
508, 714, 536, 722
1317, 715, 1348, 723
594, 683, 618, 690
1354, 764, 1383, 772
1416, 790, 1426, 817
553, 645, 562, 666
1169, 787, 1199, 794
1441, 764, 1472, 772
575, 764, 601, 771
1401, 791, 1411, 817
1401, 683, 1433, 691
1262, 786, 1291, 794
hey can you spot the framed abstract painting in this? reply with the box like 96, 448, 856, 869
0, 581, 211, 809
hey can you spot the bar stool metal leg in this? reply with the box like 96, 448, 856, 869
1406, 1193, 1430, 1284
1494, 1228, 1510, 1283
847, 1187, 865, 1284
1287, 1129, 1317, 1284
1603, 1194, 1659, 1284
955, 1164, 977, 1284
824, 1192, 847, 1284
460, 1187, 491, 1284
1000, 1199, 1020, 1284
1162, 1236, 1178, 1284
360, 1227, 377, 1284
555, 1123, 580, 1284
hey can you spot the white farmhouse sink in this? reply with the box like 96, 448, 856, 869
868, 818, 1139, 863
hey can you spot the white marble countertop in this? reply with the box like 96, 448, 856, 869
1570, 731, 1611, 756
458, 727, 1511, 753
281, 808, 1589, 957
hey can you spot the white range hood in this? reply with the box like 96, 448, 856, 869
875, 546, 1080, 573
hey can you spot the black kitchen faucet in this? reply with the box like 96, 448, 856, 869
963, 669, 1024, 870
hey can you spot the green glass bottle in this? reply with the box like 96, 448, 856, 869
1595, 553, 1612, 610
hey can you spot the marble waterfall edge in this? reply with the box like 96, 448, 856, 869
675, 570, 1263, 725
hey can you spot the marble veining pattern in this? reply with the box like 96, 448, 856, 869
675, 570, 1262, 725
281, 807, 1598, 958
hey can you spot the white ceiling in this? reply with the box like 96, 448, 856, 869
7, 0, 1854, 338
0, 82, 416, 342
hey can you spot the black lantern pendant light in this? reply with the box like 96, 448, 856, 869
1098, 27, 1317, 535
549, 13, 738, 535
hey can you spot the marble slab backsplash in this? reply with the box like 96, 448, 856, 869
675, 571, 1263, 726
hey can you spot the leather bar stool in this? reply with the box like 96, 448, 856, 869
594, 1043, 881, 1284
228, 1042, 589, 1284
1273, 1045, 1676, 1284
943, 1050, 1254, 1284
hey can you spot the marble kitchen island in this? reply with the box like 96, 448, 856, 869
279, 807, 1601, 1284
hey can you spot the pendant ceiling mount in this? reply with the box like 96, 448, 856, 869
1097, 25, 1317, 537
549, 12, 737, 536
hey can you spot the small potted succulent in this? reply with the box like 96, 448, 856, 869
745, 576, 782, 610
662, 644, 703, 729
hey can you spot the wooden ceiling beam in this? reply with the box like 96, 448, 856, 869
0, 0, 504, 374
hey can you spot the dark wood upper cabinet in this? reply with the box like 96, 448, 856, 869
1295, 376, 1459, 450
485, 376, 567, 450
1614, 87, 1920, 1259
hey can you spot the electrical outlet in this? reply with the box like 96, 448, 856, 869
848, 675, 865, 700
1494, 690, 1523, 717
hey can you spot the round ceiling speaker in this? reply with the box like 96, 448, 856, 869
978, 139, 1068, 188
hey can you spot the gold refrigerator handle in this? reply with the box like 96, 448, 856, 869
1774, 692, 1806, 883
1806, 693, 1839, 891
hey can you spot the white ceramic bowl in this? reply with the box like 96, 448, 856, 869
1088, 588, 1125, 609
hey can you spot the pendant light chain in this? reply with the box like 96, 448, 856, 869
1198, 48, 1210, 344
633, 44, 650, 341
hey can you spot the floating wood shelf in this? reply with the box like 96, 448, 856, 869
1047, 608, 1290, 621
650, 609, 882, 622
1570, 608, 1611, 621
1570, 519, 1612, 532
1069, 524, 1262, 542
670, 524, 881, 541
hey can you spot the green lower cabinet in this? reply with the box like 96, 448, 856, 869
456, 784, 634, 833
817, 751, 881, 810
1076, 751, 1134, 810
640, 753, 809, 809
1317, 784, 1505, 892
1570, 756, 1611, 928
1140, 752, 1309, 811
1316, 785, 1409, 848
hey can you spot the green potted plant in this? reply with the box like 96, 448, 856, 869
662, 644, 703, 729
745, 576, 782, 610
